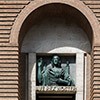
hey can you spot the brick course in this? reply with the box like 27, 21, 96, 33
0, 0, 99, 100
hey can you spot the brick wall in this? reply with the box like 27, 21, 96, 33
0, 1, 30, 100
81, 0, 100, 22
0, 0, 99, 100
0, 45, 19, 100
0, 1, 30, 43
81, 1, 100, 100
90, 46, 100, 100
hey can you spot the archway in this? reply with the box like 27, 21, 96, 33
21, 3, 92, 100
21, 3, 92, 53
10, 0, 100, 100
10, 0, 100, 45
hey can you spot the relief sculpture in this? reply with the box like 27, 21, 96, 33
37, 55, 75, 86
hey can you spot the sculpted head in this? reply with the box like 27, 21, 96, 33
52, 55, 61, 67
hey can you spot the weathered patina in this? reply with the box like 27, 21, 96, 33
37, 55, 75, 86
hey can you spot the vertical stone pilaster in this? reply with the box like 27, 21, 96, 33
76, 53, 84, 100
86, 54, 91, 100
91, 46, 100, 100
28, 53, 36, 100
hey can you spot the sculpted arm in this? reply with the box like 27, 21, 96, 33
37, 58, 43, 84
57, 61, 75, 86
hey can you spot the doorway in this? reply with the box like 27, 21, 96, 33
36, 93, 75, 100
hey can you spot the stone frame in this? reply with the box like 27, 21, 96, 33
28, 47, 87, 100
36, 54, 76, 86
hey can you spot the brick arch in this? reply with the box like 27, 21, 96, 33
10, 0, 100, 45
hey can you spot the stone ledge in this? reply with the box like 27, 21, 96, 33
36, 86, 76, 94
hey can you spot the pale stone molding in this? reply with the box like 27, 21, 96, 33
28, 47, 86, 100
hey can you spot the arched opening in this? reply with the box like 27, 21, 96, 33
17, 3, 94, 100
20, 3, 93, 52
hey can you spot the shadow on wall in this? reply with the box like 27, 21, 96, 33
21, 18, 91, 53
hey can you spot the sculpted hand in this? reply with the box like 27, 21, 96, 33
56, 78, 69, 86
38, 58, 43, 67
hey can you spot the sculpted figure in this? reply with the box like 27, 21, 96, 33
37, 55, 75, 86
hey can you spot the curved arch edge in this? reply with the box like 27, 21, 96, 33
10, 0, 100, 45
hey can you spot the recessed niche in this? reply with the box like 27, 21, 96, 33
36, 54, 76, 86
